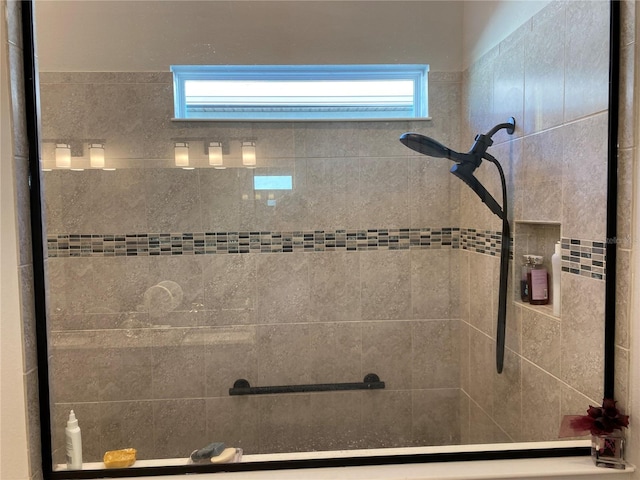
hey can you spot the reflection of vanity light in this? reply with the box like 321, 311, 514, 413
55, 143, 71, 169
242, 141, 256, 167
89, 143, 105, 168
174, 142, 189, 168
70, 168, 85, 171
103, 168, 117, 171
208, 141, 225, 169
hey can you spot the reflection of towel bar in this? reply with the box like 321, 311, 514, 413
229, 374, 385, 396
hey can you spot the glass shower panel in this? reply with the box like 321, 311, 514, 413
35, 0, 611, 471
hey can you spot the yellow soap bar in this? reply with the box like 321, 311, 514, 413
210, 447, 237, 464
103, 448, 137, 468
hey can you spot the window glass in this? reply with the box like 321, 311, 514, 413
172, 65, 429, 120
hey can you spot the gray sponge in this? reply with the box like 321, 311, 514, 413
190, 442, 226, 462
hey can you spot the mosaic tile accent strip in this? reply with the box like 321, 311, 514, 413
46, 232, 606, 280
560, 237, 606, 280
46, 228, 509, 257
47, 228, 466, 257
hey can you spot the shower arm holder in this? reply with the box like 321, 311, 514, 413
466, 117, 516, 168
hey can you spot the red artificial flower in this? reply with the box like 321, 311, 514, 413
569, 398, 629, 436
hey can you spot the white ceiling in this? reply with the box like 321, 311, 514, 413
34, 0, 549, 73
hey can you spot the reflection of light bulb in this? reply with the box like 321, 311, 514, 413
209, 142, 224, 168
242, 141, 256, 167
174, 142, 189, 168
55, 144, 71, 169
89, 143, 105, 168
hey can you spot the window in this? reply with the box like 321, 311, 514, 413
171, 64, 429, 120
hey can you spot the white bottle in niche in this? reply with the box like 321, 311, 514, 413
65, 410, 82, 470
552, 241, 561, 316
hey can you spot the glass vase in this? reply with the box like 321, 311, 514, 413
591, 432, 626, 469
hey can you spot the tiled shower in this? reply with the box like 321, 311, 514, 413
40, 0, 612, 464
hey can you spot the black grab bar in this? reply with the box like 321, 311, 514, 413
229, 373, 385, 396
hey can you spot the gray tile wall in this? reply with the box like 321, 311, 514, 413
459, 0, 614, 444
36, 0, 622, 464
41, 72, 467, 461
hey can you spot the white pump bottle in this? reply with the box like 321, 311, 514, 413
65, 410, 83, 469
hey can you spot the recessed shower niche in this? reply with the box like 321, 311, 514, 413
513, 222, 561, 317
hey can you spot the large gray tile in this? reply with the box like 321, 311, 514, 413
521, 308, 561, 377
359, 157, 409, 229
204, 326, 258, 398
206, 396, 261, 454
308, 322, 362, 384
255, 253, 310, 323
615, 249, 631, 349
412, 389, 461, 446
100, 401, 154, 459
617, 149, 634, 250
308, 392, 364, 451
305, 157, 360, 230
257, 324, 311, 387
467, 401, 510, 444
560, 274, 605, 401
411, 250, 457, 320
492, 348, 521, 440
145, 168, 202, 232
362, 321, 412, 390
523, 5, 565, 134
203, 254, 256, 313
258, 394, 313, 453
152, 345, 206, 399
411, 320, 460, 389
467, 328, 495, 415
152, 399, 207, 458
468, 253, 495, 336
361, 250, 411, 320
200, 167, 256, 232
148, 255, 205, 315
564, 0, 610, 121
360, 390, 412, 448
521, 361, 561, 441
308, 252, 361, 322
408, 156, 457, 228
492, 32, 524, 144
561, 114, 608, 241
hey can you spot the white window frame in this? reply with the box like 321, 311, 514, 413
171, 64, 429, 121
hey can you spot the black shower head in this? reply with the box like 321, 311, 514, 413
450, 162, 504, 219
399, 133, 468, 163
399, 118, 515, 220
